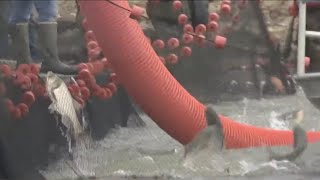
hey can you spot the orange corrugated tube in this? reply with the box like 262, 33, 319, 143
78, 0, 320, 149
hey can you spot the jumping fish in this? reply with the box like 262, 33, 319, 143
46, 71, 85, 150
184, 104, 224, 158
268, 110, 307, 161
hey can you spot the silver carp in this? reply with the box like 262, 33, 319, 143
268, 110, 307, 161
184, 104, 224, 159
46, 71, 85, 146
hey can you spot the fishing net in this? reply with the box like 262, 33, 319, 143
2, 0, 320, 180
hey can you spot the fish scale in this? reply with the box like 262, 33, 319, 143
46, 71, 84, 138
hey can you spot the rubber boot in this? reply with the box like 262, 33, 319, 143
9, 23, 33, 66
0, 0, 10, 59
0, 21, 9, 59
38, 22, 78, 75
188, 0, 209, 28
146, 0, 191, 41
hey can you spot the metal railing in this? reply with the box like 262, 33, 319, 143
295, 0, 320, 79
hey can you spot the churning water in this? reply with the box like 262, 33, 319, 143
41, 86, 320, 179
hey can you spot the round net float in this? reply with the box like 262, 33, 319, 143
77, 63, 89, 71
178, 14, 188, 25
209, 12, 220, 22
86, 62, 95, 74
183, 24, 194, 33
106, 82, 118, 94
17, 103, 29, 117
214, 35, 227, 49
152, 39, 165, 49
305, 57, 311, 67
104, 88, 113, 99
166, 53, 179, 64
207, 21, 219, 32
76, 79, 86, 87
195, 24, 207, 34
220, 4, 231, 15
70, 84, 81, 95
26, 73, 38, 84
68, 85, 75, 96
167, 38, 180, 50
85, 30, 96, 42
0, 64, 12, 77
182, 33, 194, 44
23, 91, 36, 106
30, 64, 40, 75
80, 87, 91, 101
172, 0, 182, 10
96, 88, 108, 100
78, 69, 92, 79
180, 46, 192, 57
19, 76, 32, 91
87, 41, 99, 50
17, 64, 31, 75
129, 5, 145, 20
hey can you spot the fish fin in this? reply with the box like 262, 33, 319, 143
205, 104, 220, 126
268, 113, 307, 161
205, 104, 225, 149
184, 126, 224, 159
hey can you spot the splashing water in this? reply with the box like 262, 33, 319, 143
41, 87, 320, 179
269, 111, 290, 130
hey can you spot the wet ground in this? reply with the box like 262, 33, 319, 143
40, 86, 320, 180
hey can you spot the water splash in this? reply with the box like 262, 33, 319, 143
240, 160, 300, 176
269, 111, 290, 130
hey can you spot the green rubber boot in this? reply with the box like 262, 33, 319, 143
38, 22, 78, 75
9, 23, 33, 66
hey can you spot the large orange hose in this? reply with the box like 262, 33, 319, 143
78, 0, 320, 149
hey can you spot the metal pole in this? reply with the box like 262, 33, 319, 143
306, 30, 320, 38
297, 0, 307, 77
294, 72, 320, 79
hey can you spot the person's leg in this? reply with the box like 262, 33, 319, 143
147, 0, 191, 39
8, 0, 33, 65
0, 1, 11, 58
34, 0, 77, 75
29, 6, 42, 63
189, 0, 209, 28
29, 20, 41, 62
9, 1, 33, 24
